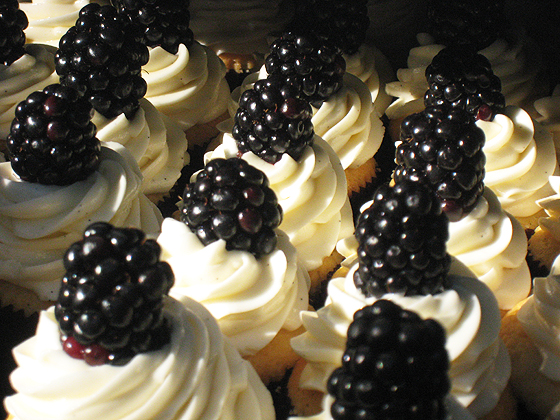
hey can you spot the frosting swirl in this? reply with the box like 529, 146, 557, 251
446, 187, 531, 310
143, 42, 230, 131
534, 84, 560, 151
0, 44, 59, 139
92, 99, 189, 196
157, 218, 310, 356
207, 133, 353, 271
0, 143, 163, 301
290, 261, 510, 419
4, 296, 276, 420
477, 105, 557, 218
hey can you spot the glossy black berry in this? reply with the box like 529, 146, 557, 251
354, 178, 451, 297
265, 32, 346, 107
111, 0, 194, 54
55, 3, 149, 119
55, 222, 174, 366
0, 0, 28, 66
327, 300, 450, 420
394, 106, 486, 221
181, 158, 283, 258
233, 75, 314, 164
6, 83, 100, 185
424, 46, 505, 121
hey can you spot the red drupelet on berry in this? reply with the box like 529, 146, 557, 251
354, 178, 451, 298
265, 32, 346, 107
111, 0, 194, 54
232, 75, 314, 164
55, 222, 175, 366
0, 0, 28, 66
55, 3, 149, 120
424, 46, 505, 121
181, 158, 283, 258
327, 300, 450, 420
394, 106, 486, 222
6, 83, 100, 185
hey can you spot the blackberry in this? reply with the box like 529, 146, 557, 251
327, 300, 450, 420
111, 0, 194, 54
394, 106, 486, 221
6, 83, 100, 185
55, 222, 174, 366
424, 46, 505, 121
232, 75, 314, 164
265, 32, 346, 107
181, 158, 283, 258
427, 0, 507, 51
353, 178, 451, 297
55, 3, 149, 120
288, 0, 369, 55
0, 0, 28, 66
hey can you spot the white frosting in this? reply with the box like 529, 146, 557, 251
535, 176, 560, 241
207, 133, 354, 271
188, 0, 293, 56
446, 187, 531, 310
385, 32, 542, 120
157, 218, 310, 356
4, 296, 276, 420
92, 99, 189, 196
143, 42, 230, 132
518, 256, 560, 381
20, 0, 109, 47
534, 84, 560, 155
0, 142, 163, 301
0, 44, 59, 139
477, 105, 557, 218
290, 261, 510, 419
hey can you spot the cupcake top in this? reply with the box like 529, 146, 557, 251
533, 177, 560, 242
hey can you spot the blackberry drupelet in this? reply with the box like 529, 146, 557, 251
424, 46, 505, 121
6, 83, 100, 185
55, 222, 174, 366
287, 0, 369, 55
181, 158, 283, 258
111, 0, 194, 54
0, 0, 28, 65
55, 3, 149, 120
427, 0, 507, 51
327, 300, 450, 420
394, 106, 486, 221
232, 75, 314, 164
353, 178, 451, 297
265, 32, 346, 107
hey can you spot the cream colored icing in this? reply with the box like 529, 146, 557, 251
0, 43, 59, 139
476, 105, 557, 218
143, 42, 230, 131
518, 256, 560, 381
446, 187, 531, 310
92, 98, 189, 196
385, 31, 542, 120
20, 0, 109, 47
207, 133, 354, 271
0, 142, 163, 302
534, 177, 560, 243
4, 296, 276, 420
290, 261, 510, 419
188, 0, 293, 56
534, 84, 560, 153
157, 217, 310, 356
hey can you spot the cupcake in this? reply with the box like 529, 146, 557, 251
111, 0, 231, 149
157, 157, 310, 384
4, 222, 275, 420
208, 76, 354, 293
54, 4, 189, 204
0, 84, 162, 315
501, 255, 560, 418
289, 179, 515, 420
290, 299, 476, 420
0, 1, 59, 146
